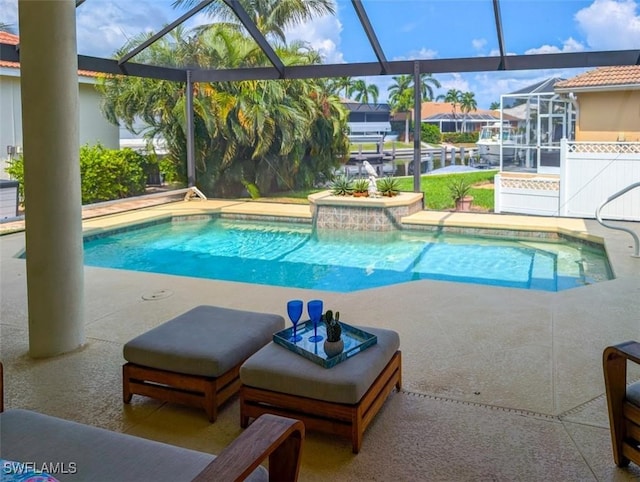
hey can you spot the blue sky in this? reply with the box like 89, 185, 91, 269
2, 0, 640, 108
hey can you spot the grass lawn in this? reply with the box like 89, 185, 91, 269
395, 170, 497, 211
261, 170, 498, 212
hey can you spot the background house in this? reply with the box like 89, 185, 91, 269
419, 102, 513, 133
495, 66, 640, 221
555, 66, 640, 142
343, 101, 392, 137
0, 32, 118, 179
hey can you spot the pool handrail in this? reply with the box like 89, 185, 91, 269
595, 182, 640, 258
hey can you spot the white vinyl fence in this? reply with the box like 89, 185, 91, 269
496, 140, 640, 221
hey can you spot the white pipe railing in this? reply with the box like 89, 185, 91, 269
595, 182, 640, 258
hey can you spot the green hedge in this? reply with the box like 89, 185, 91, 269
421, 123, 442, 145
441, 132, 479, 143
4, 144, 151, 206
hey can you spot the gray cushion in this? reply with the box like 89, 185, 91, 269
240, 326, 399, 404
123, 305, 284, 377
0, 409, 267, 482
628, 381, 640, 406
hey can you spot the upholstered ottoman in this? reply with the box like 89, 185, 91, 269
123, 305, 284, 422
240, 326, 401, 453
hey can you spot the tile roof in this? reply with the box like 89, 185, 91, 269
0, 31, 99, 77
419, 102, 502, 121
555, 66, 640, 91
0, 31, 19, 45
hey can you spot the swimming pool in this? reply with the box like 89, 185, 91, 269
82, 217, 612, 292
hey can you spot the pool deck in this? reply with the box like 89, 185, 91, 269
2, 197, 640, 481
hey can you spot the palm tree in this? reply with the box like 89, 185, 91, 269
489, 101, 500, 110
329, 76, 354, 99
351, 79, 379, 104
415, 73, 441, 102
388, 75, 412, 143
437, 89, 462, 132
99, 24, 349, 197
173, 0, 335, 43
388, 73, 440, 142
459, 91, 478, 133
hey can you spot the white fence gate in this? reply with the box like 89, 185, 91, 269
560, 140, 640, 221
495, 140, 640, 221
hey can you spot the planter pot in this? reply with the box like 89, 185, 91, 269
455, 196, 474, 211
323, 339, 344, 357
353, 192, 368, 197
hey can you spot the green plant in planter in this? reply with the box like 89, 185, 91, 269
448, 178, 473, 211
331, 176, 353, 196
377, 176, 400, 196
352, 178, 369, 196
323, 310, 342, 342
448, 178, 472, 202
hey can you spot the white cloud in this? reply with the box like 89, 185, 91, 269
285, 14, 344, 64
472, 38, 486, 51
525, 37, 585, 55
575, 0, 640, 49
437, 73, 471, 95
392, 48, 438, 61
0, 0, 18, 32
76, 1, 173, 58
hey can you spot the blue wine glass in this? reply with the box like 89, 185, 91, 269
286, 300, 303, 342
307, 299, 323, 342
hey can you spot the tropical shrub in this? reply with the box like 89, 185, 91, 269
4, 145, 151, 207
377, 176, 400, 196
4, 156, 25, 202
80, 144, 147, 204
447, 178, 472, 202
330, 175, 353, 196
352, 178, 369, 195
441, 132, 479, 144
421, 123, 441, 145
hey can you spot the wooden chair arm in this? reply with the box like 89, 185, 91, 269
605, 341, 640, 365
193, 414, 304, 482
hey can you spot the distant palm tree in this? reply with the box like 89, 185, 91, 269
388, 75, 413, 143
437, 89, 463, 132
460, 91, 478, 132
415, 73, 441, 102
330, 76, 354, 99
351, 79, 379, 104
489, 101, 500, 110
388, 73, 440, 142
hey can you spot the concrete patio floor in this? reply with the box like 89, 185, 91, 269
1, 197, 639, 481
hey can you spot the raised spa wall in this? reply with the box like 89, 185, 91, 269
308, 190, 424, 231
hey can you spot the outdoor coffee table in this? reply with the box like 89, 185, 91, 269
239, 326, 401, 453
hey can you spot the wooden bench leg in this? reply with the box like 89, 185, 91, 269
204, 383, 217, 423
122, 364, 133, 404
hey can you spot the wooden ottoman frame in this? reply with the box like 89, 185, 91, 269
240, 350, 401, 453
123, 360, 243, 423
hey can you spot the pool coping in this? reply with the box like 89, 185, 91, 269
80, 199, 604, 246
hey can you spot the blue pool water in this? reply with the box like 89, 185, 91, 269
82, 218, 612, 292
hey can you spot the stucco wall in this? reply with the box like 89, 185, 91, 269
78, 82, 118, 148
0, 68, 118, 178
576, 90, 640, 142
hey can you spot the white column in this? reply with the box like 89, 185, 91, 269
18, 0, 85, 357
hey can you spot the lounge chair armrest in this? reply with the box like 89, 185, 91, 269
605, 341, 640, 365
193, 414, 304, 482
